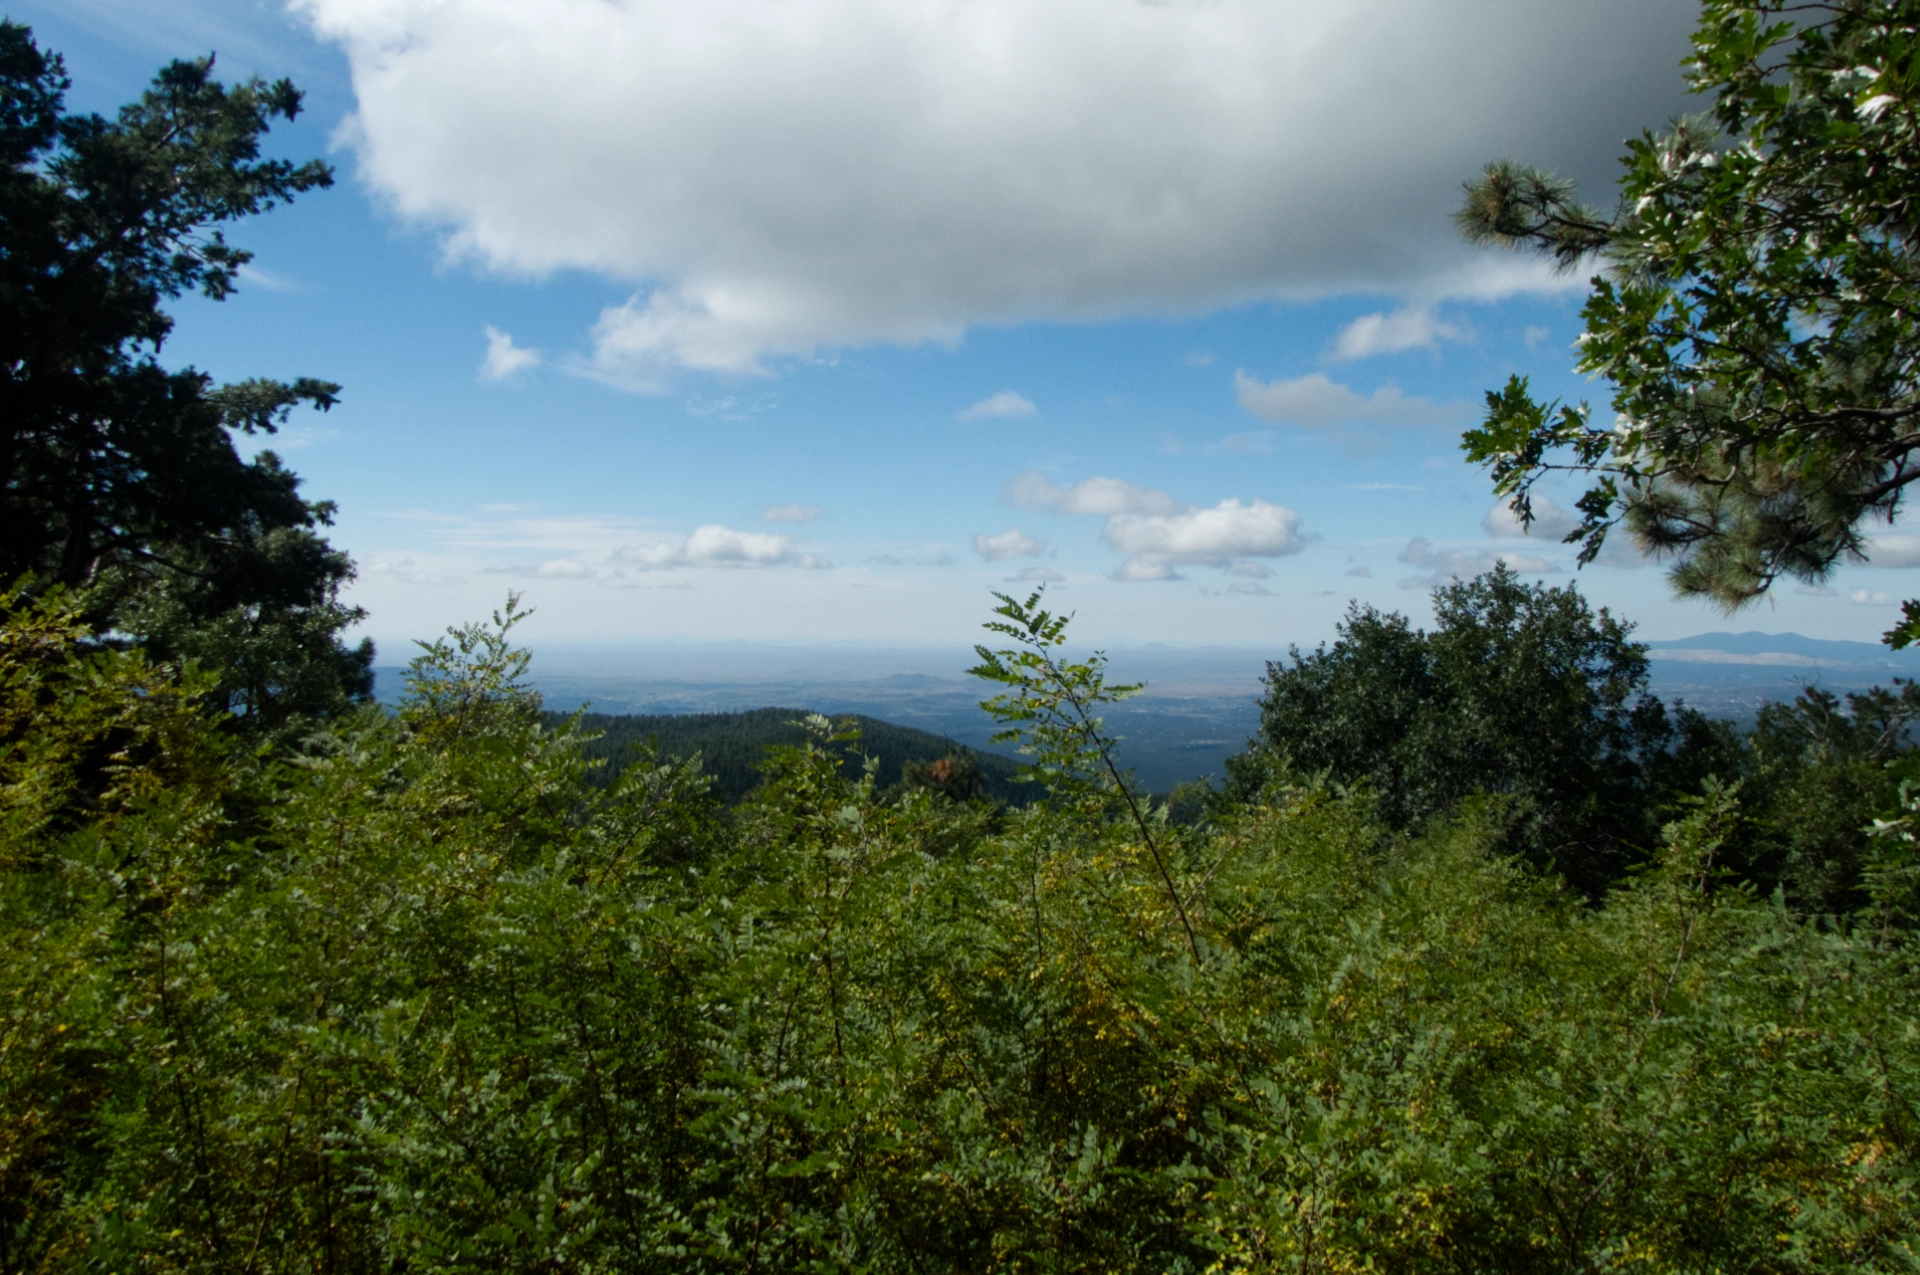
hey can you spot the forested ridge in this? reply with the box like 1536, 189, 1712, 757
555, 707, 1035, 804
7, 1, 1920, 1269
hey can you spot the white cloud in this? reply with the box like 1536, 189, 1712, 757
1482, 497, 1656, 568
298, 0, 1690, 375
1483, 496, 1582, 541
1345, 566, 1372, 578
1853, 589, 1895, 606
614, 525, 828, 571
974, 528, 1049, 561
1113, 557, 1183, 582
1234, 371, 1458, 429
1397, 537, 1553, 588
1229, 581, 1273, 596
1865, 533, 1920, 568
1003, 471, 1182, 518
481, 325, 541, 381
763, 503, 826, 523
367, 556, 466, 586
1329, 305, 1464, 361
958, 391, 1038, 421
1183, 349, 1215, 368
1004, 471, 1311, 579
1104, 499, 1308, 578
537, 558, 593, 578
236, 262, 299, 293
1006, 566, 1067, 584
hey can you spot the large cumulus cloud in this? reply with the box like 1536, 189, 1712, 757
297, 0, 1693, 377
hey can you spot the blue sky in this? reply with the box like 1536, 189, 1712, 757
21, 0, 1920, 653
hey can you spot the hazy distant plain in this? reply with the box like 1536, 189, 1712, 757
373, 633, 1920, 793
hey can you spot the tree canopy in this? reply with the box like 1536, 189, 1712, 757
1457, 0, 1920, 630
0, 22, 369, 726
1233, 567, 1675, 895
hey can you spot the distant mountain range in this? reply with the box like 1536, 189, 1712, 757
1642, 631, 1920, 716
1646, 631, 1920, 666
370, 630, 1919, 791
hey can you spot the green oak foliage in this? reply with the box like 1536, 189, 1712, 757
1238, 568, 1920, 910
0, 588, 1917, 1270
1234, 567, 1673, 896
1457, 0, 1920, 626
0, 23, 369, 727
1657, 678, 1920, 916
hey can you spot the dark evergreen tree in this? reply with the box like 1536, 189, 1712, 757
0, 23, 369, 727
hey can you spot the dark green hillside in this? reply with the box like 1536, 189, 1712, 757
554, 707, 1035, 803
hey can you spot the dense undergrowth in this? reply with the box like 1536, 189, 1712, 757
2, 587, 1916, 1273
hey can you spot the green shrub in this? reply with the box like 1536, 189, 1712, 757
0, 591, 1913, 1272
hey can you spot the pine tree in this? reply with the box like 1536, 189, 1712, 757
1457, 0, 1920, 638
0, 23, 370, 726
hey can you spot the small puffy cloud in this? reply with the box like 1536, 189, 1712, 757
974, 527, 1048, 561
1483, 497, 1652, 568
1853, 589, 1895, 606
1397, 537, 1553, 588
1183, 349, 1215, 368
1006, 471, 1311, 579
614, 525, 828, 570
1003, 471, 1181, 517
481, 325, 541, 381
1345, 566, 1371, 578
1113, 556, 1182, 582
1329, 305, 1464, 361
1104, 499, 1307, 579
537, 558, 592, 578
1229, 581, 1272, 596
1006, 566, 1066, 584
1234, 371, 1457, 429
763, 502, 826, 523
1523, 324, 1552, 348
958, 390, 1038, 421
368, 556, 466, 586
1226, 560, 1272, 578
1866, 533, 1920, 567
1483, 496, 1582, 541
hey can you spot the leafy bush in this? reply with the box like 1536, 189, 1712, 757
0, 588, 1915, 1272
1233, 567, 1674, 896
